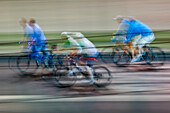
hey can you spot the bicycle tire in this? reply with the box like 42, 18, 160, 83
93, 66, 111, 87
17, 55, 39, 75
8, 56, 20, 73
144, 46, 166, 67
55, 60, 77, 88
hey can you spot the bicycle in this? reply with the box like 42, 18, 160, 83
100, 41, 166, 66
54, 55, 112, 87
8, 42, 57, 76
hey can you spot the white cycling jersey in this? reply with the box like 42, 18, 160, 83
76, 37, 98, 57
62, 32, 98, 57
66, 36, 82, 54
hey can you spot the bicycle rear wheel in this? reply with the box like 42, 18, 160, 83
144, 46, 166, 67
17, 55, 39, 75
8, 56, 19, 73
93, 66, 111, 87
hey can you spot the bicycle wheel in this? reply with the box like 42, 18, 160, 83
142, 46, 153, 64
93, 66, 111, 87
8, 56, 19, 73
55, 61, 77, 88
17, 55, 39, 75
144, 46, 166, 67
112, 47, 131, 66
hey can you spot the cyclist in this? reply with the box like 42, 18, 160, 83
28, 18, 49, 66
112, 15, 139, 61
19, 17, 34, 52
60, 32, 99, 84
112, 15, 155, 62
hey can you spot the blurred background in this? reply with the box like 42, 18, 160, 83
0, 1, 170, 112
0, 0, 170, 32
0, 0, 170, 53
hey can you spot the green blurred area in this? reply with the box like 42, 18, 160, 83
0, 30, 170, 53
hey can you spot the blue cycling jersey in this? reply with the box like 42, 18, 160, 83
125, 19, 153, 42
134, 20, 153, 36
114, 19, 139, 42
33, 24, 47, 45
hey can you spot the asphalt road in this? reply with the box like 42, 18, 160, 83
0, 58, 170, 112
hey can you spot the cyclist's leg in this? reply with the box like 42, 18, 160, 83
77, 59, 94, 83
31, 44, 39, 56
78, 53, 99, 84
117, 36, 132, 56
131, 35, 141, 56
31, 44, 45, 66
40, 43, 49, 67
139, 34, 155, 47
138, 34, 155, 52
127, 42, 138, 59
41, 43, 49, 56
136, 34, 155, 60
130, 35, 143, 62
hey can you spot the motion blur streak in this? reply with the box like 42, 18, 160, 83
0, 0, 170, 32
0, 0, 170, 113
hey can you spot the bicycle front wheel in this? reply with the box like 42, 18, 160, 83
144, 46, 166, 67
93, 66, 111, 87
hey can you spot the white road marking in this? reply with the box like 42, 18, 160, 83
26, 95, 170, 102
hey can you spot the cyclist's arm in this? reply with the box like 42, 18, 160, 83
59, 38, 82, 55
23, 29, 34, 45
69, 38, 82, 56
112, 23, 129, 42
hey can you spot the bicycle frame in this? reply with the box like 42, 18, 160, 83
116, 41, 139, 57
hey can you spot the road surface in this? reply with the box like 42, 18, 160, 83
0, 58, 170, 112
